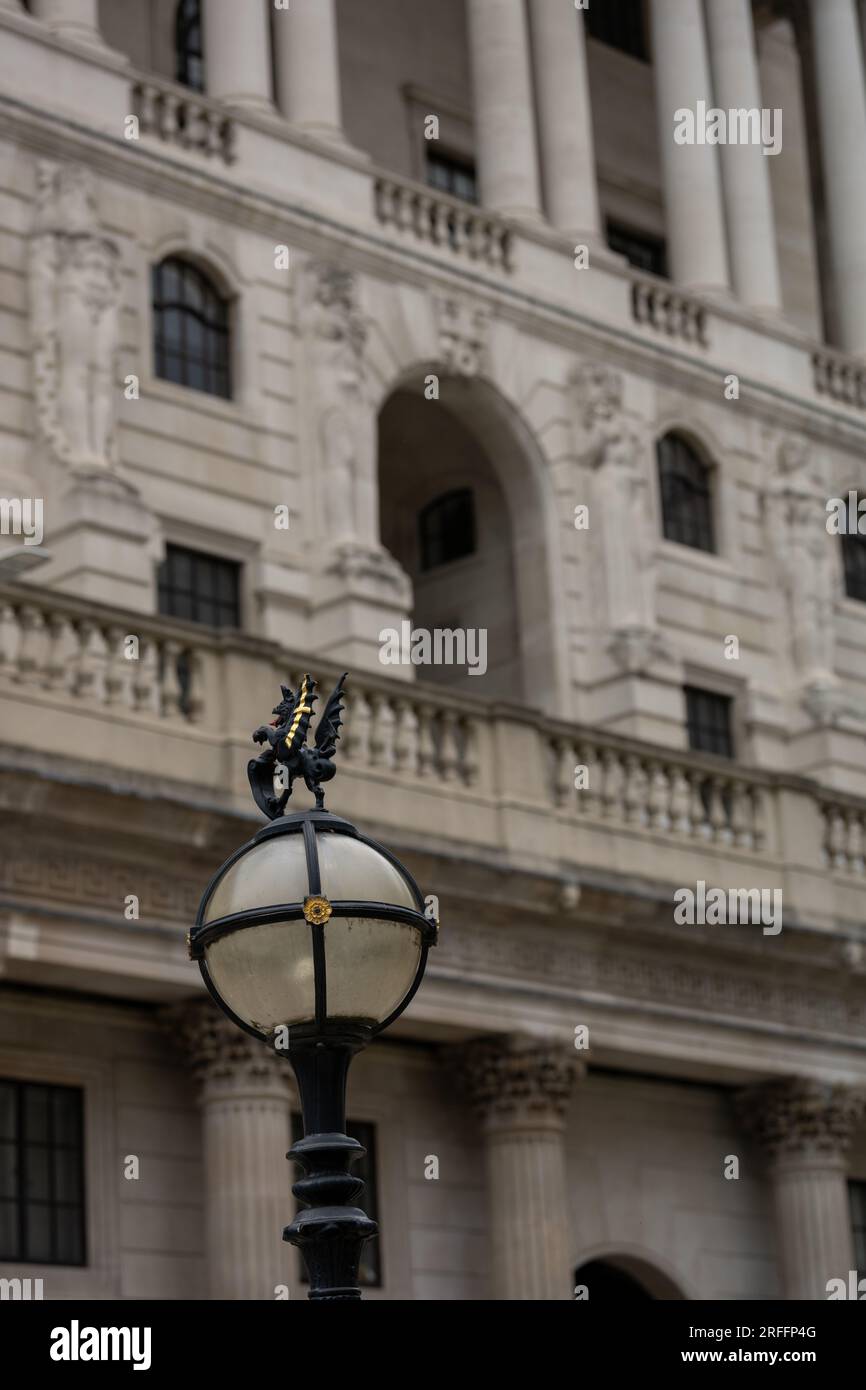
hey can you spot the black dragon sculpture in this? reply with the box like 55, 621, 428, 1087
248, 672, 348, 818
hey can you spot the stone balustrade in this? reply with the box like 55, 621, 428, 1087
631, 275, 709, 347
813, 347, 866, 410
132, 76, 236, 163
374, 174, 513, 271
0, 583, 862, 929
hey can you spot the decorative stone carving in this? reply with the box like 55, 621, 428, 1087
29, 164, 121, 469
572, 361, 661, 658
164, 999, 293, 1096
767, 438, 840, 715
737, 1076, 866, 1160
456, 1034, 582, 1129
435, 295, 489, 376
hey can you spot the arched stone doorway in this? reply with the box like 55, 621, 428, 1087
574, 1254, 687, 1301
377, 370, 564, 710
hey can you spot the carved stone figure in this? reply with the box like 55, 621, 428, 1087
572, 361, 659, 644
767, 438, 836, 687
436, 295, 489, 377
29, 163, 121, 468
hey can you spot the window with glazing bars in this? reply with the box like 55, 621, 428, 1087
0, 1080, 86, 1265
157, 544, 241, 628
685, 686, 734, 760
153, 257, 230, 399
425, 150, 478, 204
607, 221, 668, 278
841, 497, 866, 601
418, 489, 476, 571
657, 434, 715, 552
175, 0, 204, 92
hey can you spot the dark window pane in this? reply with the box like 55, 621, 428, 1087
23, 1145, 51, 1201
607, 222, 668, 278
425, 151, 478, 204
157, 545, 241, 631
851, 1181, 866, 1280
658, 433, 715, 552
685, 686, 734, 760
841, 497, 866, 601
55, 1209, 85, 1266
176, 0, 205, 92
153, 256, 230, 399
0, 1083, 14, 1139
24, 1203, 53, 1262
419, 489, 476, 571
0, 1142, 16, 1199
0, 1200, 18, 1260
23, 1088, 49, 1143
585, 0, 648, 61
54, 1150, 82, 1205
52, 1090, 82, 1147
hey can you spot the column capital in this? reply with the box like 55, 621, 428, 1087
456, 1035, 583, 1133
737, 1076, 866, 1163
164, 1000, 294, 1102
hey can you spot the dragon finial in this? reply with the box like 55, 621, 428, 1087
248, 673, 348, 819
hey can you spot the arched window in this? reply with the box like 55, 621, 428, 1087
152, 257, 231, 398
574, 1261, 654, 1301
841, 495, 866, 601
418, 488, 476, 571
657, 433, 715, 552
175, 0, 204, 92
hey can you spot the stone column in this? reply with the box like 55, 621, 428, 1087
171, 1002, 296, 1300
738, 1077, 866, 1300
273, 0, 344, 142
527, 0, 601, 238
466, 0, 543, 222
30, 0, 106, 46
705, 0, 781, 312
459, 1037, 581, 1300
201, 0, 273, 111
808, 0, 866, 355
649, 0, 730, 292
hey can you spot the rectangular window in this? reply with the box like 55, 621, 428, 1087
157, 544, 241, 628
291, 1113, 382, 1287
851, 1181, 866, 1280
585, 0, 649, 62
607, 222, 668, 279
0, 1080, 86, 1266
425, 150, 478, 204
685, 686, 734, 760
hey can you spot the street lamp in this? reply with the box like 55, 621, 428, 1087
188, 673, 437, 1300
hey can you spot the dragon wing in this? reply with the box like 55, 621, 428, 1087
283, 673, 317, 759
315, 672, 348, 759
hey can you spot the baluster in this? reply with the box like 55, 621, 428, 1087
669, 767, 691, 835
452, 210, 470, 256
462, 719, 479, 787
185, 649, 204, 722
552, 738, 574, 807
0, 603, 18, 676
75, 620, 109, 704
708, 777, 730, 843
751, 787, 767, 853
367, 694, 387, 767
431, 201, 450, 246
622, 754, 645, 825
160, 639, 183, 718
393, 700, 419, 774
848, 813, 865, 875
600, 749, 623, 820
377, 696, 397, 770
573, 743, 598, 817
647, 761, 671, 831
417, 705, 436, 777
691, 774, 711, 839
439, 710, 461, 782
137, 83, 157, 134
730, 781, 752, 850
103, 626, 126, 707
43, 613, 79, 693
827, 808, 848, 870
13, 605, 48, 684
345, 688, 372, 763
133, 635, 160, 714
414, 193, 433, 242
162, 92, 180, 143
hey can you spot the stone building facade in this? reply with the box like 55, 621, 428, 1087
0, 0, 866, 1301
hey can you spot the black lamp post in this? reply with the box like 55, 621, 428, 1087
188, 673, 437, 1300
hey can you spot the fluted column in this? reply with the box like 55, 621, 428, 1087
809, 0, 866, 355
466, 0, 543, 223
273, 0, 344, 141
705, 0, 781, 312
527, 0, 600, 238
170, 1003, 295, 1300
459, 1037, 581, 1300
739, 1078, 866, 1300
649, 0, 730, 292
201, 0, 273, 111
30, 0, 106, 46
